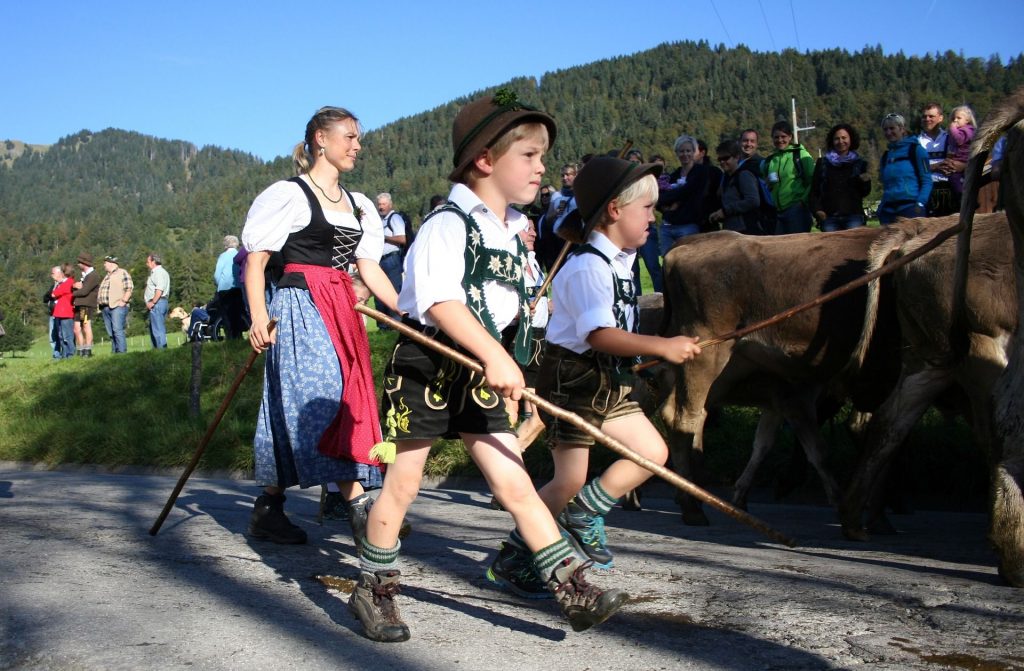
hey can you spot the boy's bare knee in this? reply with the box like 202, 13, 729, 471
492, 482, 537, 511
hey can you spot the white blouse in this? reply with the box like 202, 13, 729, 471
241, 178, 385, 262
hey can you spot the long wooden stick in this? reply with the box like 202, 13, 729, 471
355, 303, 797, 548
149, 321, 276, 536
530, 140, 635, 311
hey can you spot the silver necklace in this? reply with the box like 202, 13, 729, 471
307, 173, 342, 204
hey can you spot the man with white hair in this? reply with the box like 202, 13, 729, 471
214, 235, 244, 339
144, 253, 171, 348
375, 193, 406, 326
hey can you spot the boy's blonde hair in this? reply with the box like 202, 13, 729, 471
593, 174, 659, 230
951, 105, 977, 126
462, 122, 550, 184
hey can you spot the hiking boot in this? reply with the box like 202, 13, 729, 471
558, 499, 614, 568
248, 493, 307, 544
322, 491, 350, 521
547, 558, 629, 632
348, 569, 411, 642
485, 541, 552, 599
348, 495, 412, 555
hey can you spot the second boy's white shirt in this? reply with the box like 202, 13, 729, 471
398, 183, 528, 332
545, 231, 637, 354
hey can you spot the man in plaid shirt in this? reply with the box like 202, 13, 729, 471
98, 255, 133, 354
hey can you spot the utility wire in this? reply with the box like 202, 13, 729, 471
757, 0, 777, 51
709, 0, 733, 48
789, 0, 801, 51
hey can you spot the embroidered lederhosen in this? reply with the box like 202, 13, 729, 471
381, 203, 531, 440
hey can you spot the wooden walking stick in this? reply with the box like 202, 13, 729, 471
529, 140, 634, 311
354, 303, 797, 548
149, 321, 276, 536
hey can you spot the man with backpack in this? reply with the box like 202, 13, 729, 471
376, 192, 407, 327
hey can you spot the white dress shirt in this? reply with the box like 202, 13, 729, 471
545, 231, 636, 354
398, 183, 527, 331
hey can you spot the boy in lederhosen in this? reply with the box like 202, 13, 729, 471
349, 90, 628, 643
486, 157, 701, 591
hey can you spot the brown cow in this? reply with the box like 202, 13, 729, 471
655, 226, 908, 524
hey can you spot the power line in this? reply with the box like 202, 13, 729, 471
789, 0, 801, 51
757, 0, 777, 51
709, 0, 733, 48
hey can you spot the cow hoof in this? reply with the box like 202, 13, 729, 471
867, 514, 898, 535
681, 510, 710, 526
841, 525, 870, 542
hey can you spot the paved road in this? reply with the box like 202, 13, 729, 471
1, 467, 1023, 670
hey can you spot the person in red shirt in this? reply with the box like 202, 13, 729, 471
51, 263, 77, 359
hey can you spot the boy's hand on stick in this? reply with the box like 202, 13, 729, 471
661, 335, 701, 364
481, 351, 525, 401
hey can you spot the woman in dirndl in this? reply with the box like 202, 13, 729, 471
241, 106, 399, 545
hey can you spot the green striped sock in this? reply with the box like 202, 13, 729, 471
532, 538, 576, 580
360, 539, 400, 573
578, 477, 618, 517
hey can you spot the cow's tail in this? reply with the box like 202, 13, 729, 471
849, 226, 915, 372
952, 87, 1024, 362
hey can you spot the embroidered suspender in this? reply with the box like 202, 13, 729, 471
574, 243, 640, 382
423, 203, 533, 364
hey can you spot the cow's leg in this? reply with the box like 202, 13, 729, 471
665, 410, 710, 526
992, 347, 1024, 587
992, 457, 1024, 587
781, 396, 842, 506
732, 409, 783, 511
839, 367, 952, 540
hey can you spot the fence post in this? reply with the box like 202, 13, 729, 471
189, 340, 202, 419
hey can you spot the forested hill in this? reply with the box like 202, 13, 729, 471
3, 41, 1024, 330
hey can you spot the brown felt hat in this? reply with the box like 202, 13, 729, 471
449, 88, 556, 182
558, 156, 662, 244
77, 251, 93, 266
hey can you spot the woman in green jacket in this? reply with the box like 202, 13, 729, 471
762, 120, 816, 234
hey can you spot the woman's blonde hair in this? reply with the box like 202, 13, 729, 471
292, 106, 359, 175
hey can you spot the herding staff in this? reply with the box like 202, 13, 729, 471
353, 302, 797, 548
529, 140, 634, 311
632, 149, 990, 373
149, 321, 276, 536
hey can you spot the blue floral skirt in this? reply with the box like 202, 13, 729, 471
253, 287, 383, 490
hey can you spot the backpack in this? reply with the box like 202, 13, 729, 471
741, 157, 776, 234
384, 211, 414, 260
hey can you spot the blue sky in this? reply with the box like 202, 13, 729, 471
3, 0, 1022, 161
